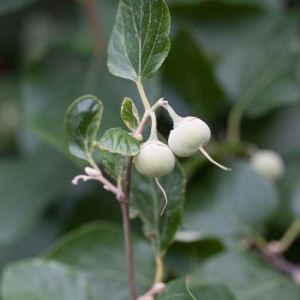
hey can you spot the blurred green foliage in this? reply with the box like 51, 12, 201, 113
1, 0, 300, 299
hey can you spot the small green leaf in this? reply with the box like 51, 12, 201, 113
64, 95, 103, 161
107, 0, 171, 82
98, 127, 140, 156
121, 97, 140, 131
131, 162, 186, 254
2, 259, 92, 300
44, 222, 155, 299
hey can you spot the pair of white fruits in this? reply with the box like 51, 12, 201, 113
134, 114, 224, 177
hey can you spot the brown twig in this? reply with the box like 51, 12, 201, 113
120, 157, 137, 300
82, 0, 105, 55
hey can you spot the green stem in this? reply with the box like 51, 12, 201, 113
149, 111, 158, 140
227, 105, 243, 143
278, 219, 300, 252
154, 254, 164, 283
136, 80, 151, 110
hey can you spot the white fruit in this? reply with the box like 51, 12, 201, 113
134, 140, 175, 177
168, 117, 211, 157
250, 150, 285, 182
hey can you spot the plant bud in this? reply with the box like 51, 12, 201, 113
168, 117, 211, 157
134, 139, 175, 177
250, 150, 285, 182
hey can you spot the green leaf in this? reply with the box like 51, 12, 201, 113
196, 250, 300, 299
131, 162, 186, 254
163, 30, 225, 121
0, 145, 77, 246
2, 258, 92, 300
183, 160, 278, 241
0, 0, 36, 15
157, 278, 236, 300
99, 152, 127, 180
65, 95, 103, 161
45, 222, 155, 299
107, 0, 171, 82
121, 97, 140, 131
291, 184, 300, 218
218, 17, 300, 117
98, 127, 140, 156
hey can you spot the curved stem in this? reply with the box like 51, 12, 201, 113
278, 219, 300, 252
154, 254, 164, 283
227, 105, 243, 143
149, 111, 158, 140
199, 147, 231, 171
154, 177, 168, 216
136, 80, 151, 110
161, 102, 182, 127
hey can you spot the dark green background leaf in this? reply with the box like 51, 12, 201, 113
44, 222, 155, 300
183, 161, 278, 241
131, 163, 186, 254
108, 0, 171, 82
2, 259, 92, 300
65, 95, 103, 160
196, 250, 300, 299
98, 127, 140, 156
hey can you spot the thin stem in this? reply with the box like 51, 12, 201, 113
278, 219, 300, 252
149, 111, 158, 140
227, 105, 243, 143
154, 254, 164, 283
121, 157, 137, 300
161, 101, 182, 127
199, 147, 231, 171
154, 177, 168, 216
82, 0, 105, 55
136, 80, 151, 110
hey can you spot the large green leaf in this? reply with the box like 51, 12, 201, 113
196, 250, 300, 299
107, 0, 171, 82
121, 97, 140, 131
45, 222, 155, 299
183, 160, 278, 241
0, 0, 36, 15
65, 95, 103, 161
98, 127, 140, 156
2, 259, 92, 300
163, 30, 225, 121
217, 17, 300, 117
131, 163, 186, 254
0, 144, 77, 246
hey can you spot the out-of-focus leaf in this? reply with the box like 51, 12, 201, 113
121, 97, 140, 131
131, 163, 186, 254
45, 222, 155, 299
291, 184, 300, 218
163, 30, 225, 121
0, 145, 77, 246
183, 160, 278, 241
65, 95, 103, 161
2, 259, 92, 300
107, 0, 171, 82
99, 152, 126, 180
0, 0, 36, 15
165, 237, 224, 276
195, 250, 300, 299
98, 127, 140, 156
218, 17, 300, 117
157, 278, 236, 300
